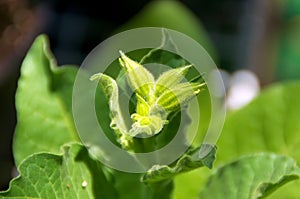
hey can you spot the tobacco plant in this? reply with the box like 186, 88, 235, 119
1, 34, 300, 199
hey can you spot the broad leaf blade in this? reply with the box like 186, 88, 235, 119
217, 82, 300, 198
13, 35, 79, 166
173, 82, 300, 199
218, 82, 300, 163
0, 143, 117, 199
200, 153, 300, 199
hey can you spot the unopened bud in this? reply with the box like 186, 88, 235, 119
156, 82, 203, 112
155, 65, 192, 96
119, 51, 155, 99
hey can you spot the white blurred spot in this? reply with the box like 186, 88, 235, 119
226, 70, 260, 110
82, 180, 88, 188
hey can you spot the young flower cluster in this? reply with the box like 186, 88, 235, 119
91, 51, 204, 146
118, 51, 204, 137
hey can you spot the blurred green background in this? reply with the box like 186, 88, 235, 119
1, 0, 300, 190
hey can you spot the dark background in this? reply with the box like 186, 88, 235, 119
1, 0, 300, 189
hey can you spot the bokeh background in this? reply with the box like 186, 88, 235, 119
1, 0, 300, 190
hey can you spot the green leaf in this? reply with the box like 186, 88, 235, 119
216, 81, 300, 198
218, 82, 300, 163
142, 144, 216, 184
173, 82, 300, 199
200, 153, 300, 199
0, 143, 117, 199
13, 35, 80, 166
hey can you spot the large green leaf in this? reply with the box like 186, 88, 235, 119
0, 143, 117, 199
216, 81, 300, 198
200, 153, 300, 199
173, 82, 300, 199
13, 35, 80, 166
217, 82, 300, 164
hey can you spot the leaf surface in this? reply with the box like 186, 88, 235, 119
217, 82, 300, 198
0, 144, 117, 199
13, 35, 79, 166
200, 154, 300, 199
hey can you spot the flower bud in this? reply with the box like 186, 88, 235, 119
156, 82, 203, 112
119, 51, 154, 100
155, 65, 192, 96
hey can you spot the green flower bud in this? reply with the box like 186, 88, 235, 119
119, 51, 155, 100
155, 65, 192, 96
156, 82, 204, 112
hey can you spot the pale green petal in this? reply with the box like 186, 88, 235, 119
136, 93, 150, 116
129, 114, 166, 136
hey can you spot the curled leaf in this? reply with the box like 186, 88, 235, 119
90, 73, 132, 148
142, 144, 216, 184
